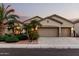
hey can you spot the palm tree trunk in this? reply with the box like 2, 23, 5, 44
26, 30, 30, 42
12, 28, 15, 34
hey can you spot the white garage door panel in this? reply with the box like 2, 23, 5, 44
38, 27, 59, 37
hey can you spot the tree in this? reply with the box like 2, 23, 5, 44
7, 20, 23, 35
7, 20, 15, 34
23, 20, 42, 42
30, 20, 42, 31
0, 3, 19, 35
23, 24, 32, 41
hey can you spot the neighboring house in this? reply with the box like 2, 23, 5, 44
73, 20, 79, 37
24, 14, 74, 37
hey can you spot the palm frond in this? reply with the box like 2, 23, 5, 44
7, 19, 15, 31
8, 14, 19, 18
30, 20, 42, 27
5, 9, 15, 16
7, 14, 19, 20
0, 4, 4, 22
5, 5, 11, 10
0, 3, 19, 35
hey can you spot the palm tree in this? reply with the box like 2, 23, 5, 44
7, 20, 15, 34
29, 20, 42, 41
23, 24, 32, 40
0, 3, 19, 35
23, 20, 42, 42
30, 20, 42, 31
24, 20, 41, 38
8, 20, 23, 34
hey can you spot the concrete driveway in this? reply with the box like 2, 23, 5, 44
38, 37, 79, 48
38, 37, 79, 44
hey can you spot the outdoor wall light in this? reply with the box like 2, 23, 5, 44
71, 27, 74, 31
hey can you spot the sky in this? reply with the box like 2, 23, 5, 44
4, 3, 79, 21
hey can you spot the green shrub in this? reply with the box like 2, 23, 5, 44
15, 33, 28, 40
29, 31, 39, 41
0, 34, 19, 42
0, 35, 4, 41
0, 34, 11, 41
4, 34, 19, 42
15, 34, 21, 40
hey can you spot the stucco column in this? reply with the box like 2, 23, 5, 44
59, 27, 62, 37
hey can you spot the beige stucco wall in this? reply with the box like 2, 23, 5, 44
40, 19, 61, 27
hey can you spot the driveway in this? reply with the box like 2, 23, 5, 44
38, 37, 79, 44
38, 37, 79, 48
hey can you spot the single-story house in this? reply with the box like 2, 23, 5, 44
24, 14, 74, 37
2, 14, 76, 37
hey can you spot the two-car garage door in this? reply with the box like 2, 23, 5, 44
38, 27, 59, 37
38, 27, 71, 37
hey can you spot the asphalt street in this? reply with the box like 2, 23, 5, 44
0, 48, 79, 56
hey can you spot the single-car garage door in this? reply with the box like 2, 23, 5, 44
38, 27, 59, 37
61, 27, 71, 37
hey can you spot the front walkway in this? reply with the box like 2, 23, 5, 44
0, 37, 79, 48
